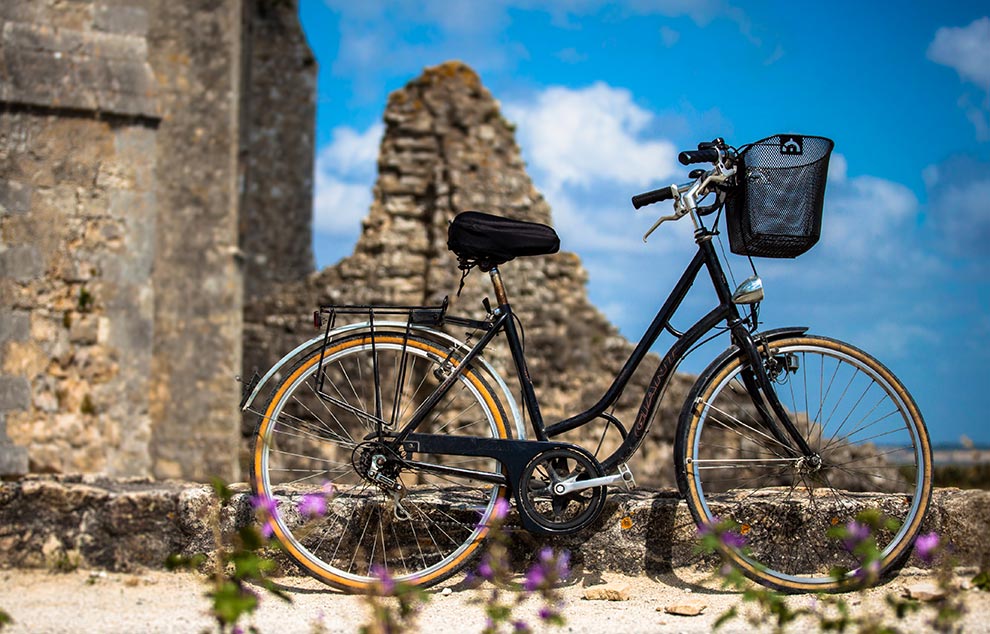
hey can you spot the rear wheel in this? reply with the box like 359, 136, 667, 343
250, 332, 510, 592
676, 335, 932, 592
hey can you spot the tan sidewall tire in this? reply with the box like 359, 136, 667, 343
679, 335, 932, 593
250, 334, 508, 592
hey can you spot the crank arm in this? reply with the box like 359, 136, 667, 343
552, 464, 636, 495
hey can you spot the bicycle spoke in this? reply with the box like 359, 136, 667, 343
684, 337, 930, 589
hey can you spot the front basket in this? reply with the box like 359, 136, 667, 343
726, 134, 834, 258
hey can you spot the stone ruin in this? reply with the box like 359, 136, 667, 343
244, 61, 693, 487
0, 0, 315, 481
1, 2, 690, 486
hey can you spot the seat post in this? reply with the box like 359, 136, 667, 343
489, 267, 509, 306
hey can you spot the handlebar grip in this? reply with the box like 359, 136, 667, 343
631, 187, 674, 209
678, 147, 720, 165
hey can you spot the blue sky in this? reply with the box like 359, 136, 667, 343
299, 1, 990, 446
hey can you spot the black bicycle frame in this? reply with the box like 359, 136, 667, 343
388, 225, 815, 477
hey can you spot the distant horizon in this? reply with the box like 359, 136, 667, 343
299, 1, 990, 446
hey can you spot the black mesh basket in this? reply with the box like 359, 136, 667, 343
726, 134, 834, 258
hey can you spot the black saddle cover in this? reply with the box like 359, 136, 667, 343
447, 211, 560, 269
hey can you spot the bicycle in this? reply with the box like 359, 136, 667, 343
242, 135, 932, 594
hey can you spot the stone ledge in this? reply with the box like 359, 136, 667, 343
0, 21, 159, 118
0, 476, 986, 577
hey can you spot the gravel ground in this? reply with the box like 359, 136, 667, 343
2, 567, 989, 633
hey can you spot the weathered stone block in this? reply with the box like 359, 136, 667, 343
93, 5, 149, 37
0, 180, 31, 215
0, 245, 45, 281
0, 311, 29, 344
0, 442, 28, 476
68, 315, 99, 345
0, 376, 30, 412
0, 22, 159, 118
940, 489, 990, 566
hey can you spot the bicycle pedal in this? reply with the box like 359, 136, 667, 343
617, 463, 636, 491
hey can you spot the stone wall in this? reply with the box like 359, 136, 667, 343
3, 476, 987, 577
239, 0, 316, 303
244, 62, 692, 486
144, 0, 245, 481
0, 3, 160, 476
0, 0, 316, 481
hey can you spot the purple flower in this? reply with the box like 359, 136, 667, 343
843, 520, 871, 551
250, 494, 278, 517
914, 532, 940, 564
538, 606, 557, 621
493, 497, 510, 520
523, 564, 546, 591
513, 620, 531, 633
298, 493, 327, 518
477, 555, 494, 581
554, 550, 571, 580
697, 520, 715, 537
370, 565, 395, 595
853, 559, 881, 581
259, 520, 274, 540
721, 530, 747, 550
232, 627, 244, 634
524, 548, 570, 591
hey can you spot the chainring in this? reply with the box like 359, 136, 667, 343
516, 446, 607, 535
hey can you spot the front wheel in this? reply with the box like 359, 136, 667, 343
675, 334, 932, 592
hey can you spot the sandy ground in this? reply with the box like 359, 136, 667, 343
2, 567, 989, 634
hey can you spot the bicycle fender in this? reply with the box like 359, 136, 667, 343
687, 326, 810, 391
717, 326, 808, 363
241, 321, 526, 438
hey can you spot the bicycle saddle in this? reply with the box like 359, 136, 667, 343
447, 211, 560, 269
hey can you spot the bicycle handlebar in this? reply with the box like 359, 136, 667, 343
678, 147, 721, 165
631, 186, 674, 210
632, 138, 738, 241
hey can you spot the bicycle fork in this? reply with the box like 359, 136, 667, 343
734, 328, 817, 460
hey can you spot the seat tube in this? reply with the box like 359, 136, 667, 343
489, 267, 547, 440
489, 267, 509, 306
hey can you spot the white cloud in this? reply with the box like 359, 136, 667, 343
815, 153, 922, 262
930, 176, 990, 258
505, 83, 679, 190
504, 83, 691, 260
556, 47, 588, 63
320, 123, 383, 178
962, 99, 990, 142
312, 174, 372, 235
827, 152, 848, 184
822, 173, 919, 260
927, 17, 990, 90
763, 44, 784, 65
312, 123, 383, 236
928, 17, 990, 140
324, 0, 760, 100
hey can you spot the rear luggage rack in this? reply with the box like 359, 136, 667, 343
310, 296, 498, 428
312, 297, 450, 401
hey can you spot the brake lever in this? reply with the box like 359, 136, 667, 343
642, 184, 684, 242
643, 210, 685, 242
